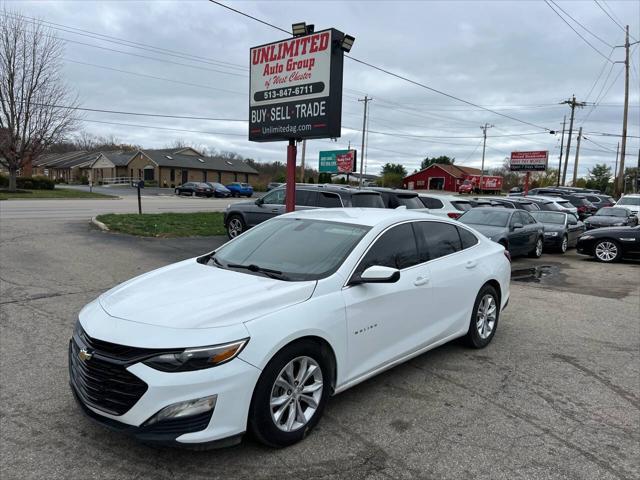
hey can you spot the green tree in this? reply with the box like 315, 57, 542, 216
587, 163, 612, 193
318, 172, 332, 183
420, 155, 454, 171
380, 163, 407, 177
381, 172, 404, 188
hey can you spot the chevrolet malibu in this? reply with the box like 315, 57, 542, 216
69, 209, 510, 448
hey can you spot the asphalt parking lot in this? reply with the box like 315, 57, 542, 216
1, 217, 638, 480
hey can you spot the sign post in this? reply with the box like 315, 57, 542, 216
509, 151, 549, 196
249, 26, 350, 212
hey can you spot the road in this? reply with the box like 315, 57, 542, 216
1, 216, 638, 480
0, 195, 249, 220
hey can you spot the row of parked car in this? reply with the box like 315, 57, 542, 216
223, 184, 640, 263
174, 182, 254, 198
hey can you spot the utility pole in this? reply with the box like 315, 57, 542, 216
358, 96, 372, 189
480, 123, 494, 193
613, 142, 619, 189
557, 116, 566, 187
299, 140, 306, 183
615, 25, 630, 197
560, 95, 586, 186
572, 127, 583, 186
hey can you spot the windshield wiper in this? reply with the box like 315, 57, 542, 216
226, 263, 289, 280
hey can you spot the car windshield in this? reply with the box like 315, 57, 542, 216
451, 201, 472, 211
596, 207, 627, 217
531, 212, 565, 224
459, 209, 511, 227
212, 218, 370, 281
396, 195, 423, 209
618, 196, 640, 206
351, 193, 385, 208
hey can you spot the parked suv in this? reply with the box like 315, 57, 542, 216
226, 182, 254, 197
368, 187, 423, 209
417, 193, 472, 219
475, 197, 540, 211
549, 193, 597, 219
224, 184, 384, 238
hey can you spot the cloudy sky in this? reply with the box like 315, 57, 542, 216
5, 0, 639, 178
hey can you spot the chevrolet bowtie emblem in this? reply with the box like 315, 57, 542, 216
79, 348, 93, 362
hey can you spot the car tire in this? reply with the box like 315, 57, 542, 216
559, 235, 568, 254
528, 237, 543, 258
226, 215, 246, 239
175, 189, 180, 195
248, 340, 331, 448
593, 239, 622, 263
465, 284, 500, 349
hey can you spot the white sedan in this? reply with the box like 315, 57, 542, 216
69, 208, 510, 448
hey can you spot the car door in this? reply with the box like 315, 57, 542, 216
342, 222, 431, 382
521, 211, 541, 252
507, 211, 529, 255
566, 214, 583, 245
413, 221, 481, 340
246, 189, 285, 226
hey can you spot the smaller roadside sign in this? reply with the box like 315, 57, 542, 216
319, 149, 357, 173
510, 151, 548, 171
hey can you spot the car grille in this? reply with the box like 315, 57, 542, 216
69, 325, 156, 416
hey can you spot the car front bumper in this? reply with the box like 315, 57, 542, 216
69, 339, 261, 446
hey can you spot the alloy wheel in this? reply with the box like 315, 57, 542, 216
270, 356, 323, 432
595, 241, 618, 262
476, 294, 497, 340
561, 236, 568, 253
228, 218, 243, 238
535, 238, 543, 257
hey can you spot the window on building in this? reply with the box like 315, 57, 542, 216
234, 173, 238, 181
170, 169, 175, 181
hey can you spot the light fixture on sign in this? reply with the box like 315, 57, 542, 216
340, 35, 355, 53
292, 22, 306, 36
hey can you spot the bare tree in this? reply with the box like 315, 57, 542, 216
0, 9, 79, 190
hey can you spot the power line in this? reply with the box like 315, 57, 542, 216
594, 0, 638, 41
209, 1, 553, 132
64, 59, 245, 95
583, 48, 615, 101
548, 0, 614, 48
79, 118, 246, 137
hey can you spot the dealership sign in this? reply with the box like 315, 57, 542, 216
249, 29, 345, 142
510, 151, 548, 171
319, 149, 356, 173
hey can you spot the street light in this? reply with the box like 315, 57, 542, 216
292, 22, 314, 36
341, 34, 355, 53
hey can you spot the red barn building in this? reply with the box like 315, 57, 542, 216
403, 164, 502, 193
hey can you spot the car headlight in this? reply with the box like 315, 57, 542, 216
143, 339, 248, 372
544, 232, 558, 237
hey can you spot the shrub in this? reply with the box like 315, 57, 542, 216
144, 180, 158, 187
252, 183, 267, 192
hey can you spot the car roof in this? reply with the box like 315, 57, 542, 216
272, 184, 379, 195
368, 187, 418, 196
418, 193, 471, 201
280, 207, 452, 227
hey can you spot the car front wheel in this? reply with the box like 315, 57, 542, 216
559, 235, 568, 253
593, 239, 621, 263
226, 215, 246, 239
249, 341, 331, 447
465, 284, 500, 348
529, 237, 543, 258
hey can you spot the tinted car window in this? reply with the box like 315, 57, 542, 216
263, 189, 285, 205
414, 221, 462, 261
510, 211, 523, 226
351, 193, 385, 208
296, 190, 317, 207
396, 195, 423, 209
355, 223, 419, 274
458, 227, 479, 249
586, 196, 600, 203
451, 201, 472, 211
519, 202, 539, 211
419, 197, 444, 209
317, 192, 342, 207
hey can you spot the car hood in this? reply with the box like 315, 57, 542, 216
98, 259, 316, 329
463, 224, 506, 239
582, 226, 637, 235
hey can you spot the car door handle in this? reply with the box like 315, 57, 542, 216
465, 260, 478, 269
414, 276, 430, 286
271, 208, 279, 213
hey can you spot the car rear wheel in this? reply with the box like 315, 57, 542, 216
174, 189, 180, 195
226, 215, 246, 239
465, 285, 500, 348
593, 239, 621, 263
249, 341, 330, 448
529, 237, 543, 258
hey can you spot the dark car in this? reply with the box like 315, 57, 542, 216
468, 198, 501, 208
205, 182, 232, 198
368, 187, 423, 209
583, 194, 616, 209
577, 226, 640, 263
530, 211, 585, 253
475, 197, 540, 212
584, 207, 638, 230
174, 182, 213, 197
266, 182, 284, 191
459, 208, 544, 258
223, 184, 385, 238
549, 193, 597, 219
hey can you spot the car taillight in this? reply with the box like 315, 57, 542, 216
447, 212, 462, 219
503, 249, 511, 262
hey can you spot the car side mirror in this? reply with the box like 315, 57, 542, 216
353, 265, 400, 285
255, 198, 264, 206
511, 223, 523, 230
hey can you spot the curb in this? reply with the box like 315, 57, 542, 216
91, 216, 109, 231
